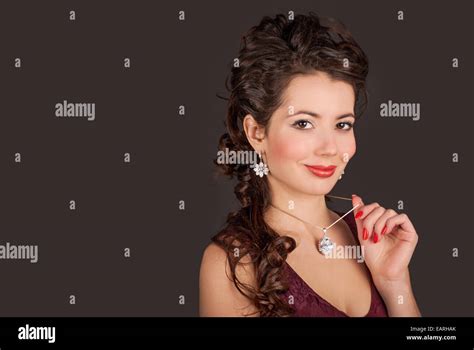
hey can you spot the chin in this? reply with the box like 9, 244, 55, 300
289, 182, 334, 197
306, 188, 334, 196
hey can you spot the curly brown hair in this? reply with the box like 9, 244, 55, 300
212, 12, 369, 317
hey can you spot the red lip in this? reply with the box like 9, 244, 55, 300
305, 165, 337, 178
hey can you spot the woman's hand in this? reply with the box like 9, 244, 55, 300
351, 194, 418, 284
351, 194, 421, 316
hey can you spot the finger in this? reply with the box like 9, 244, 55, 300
372, 209, 398, 243
385, 213, 417, 241
351, 195, 381, 221
351, 195, 382, 243
351, 194, 363, 217
361, 206, 385, 243
351, 194, 365, 243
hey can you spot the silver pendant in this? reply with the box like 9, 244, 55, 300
318, 228, 334, 255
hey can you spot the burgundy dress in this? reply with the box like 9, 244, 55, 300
281, 211, 388, 317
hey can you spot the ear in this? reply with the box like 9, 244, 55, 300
242, 114, 266, 151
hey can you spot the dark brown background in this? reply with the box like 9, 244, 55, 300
0, 0, 472, 316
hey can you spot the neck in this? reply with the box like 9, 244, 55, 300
264, 176, 335, 234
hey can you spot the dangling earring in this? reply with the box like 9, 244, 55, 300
251, 152, 269, 177
338, 170, 345, 180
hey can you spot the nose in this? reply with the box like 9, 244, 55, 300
314, 132, 338, 157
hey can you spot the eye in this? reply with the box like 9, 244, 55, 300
292, 119, 313, 129
337, 122, 354, 131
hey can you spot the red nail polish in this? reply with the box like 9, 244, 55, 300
363, 228, 368, 240
373, 232, 379, 243
381, 226, 387, 235
355, 211, 363, 219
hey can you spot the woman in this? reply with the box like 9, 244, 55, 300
199, 12, 421, 317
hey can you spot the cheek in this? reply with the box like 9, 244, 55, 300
340, 136, 356, 162
267, 129, 308, 162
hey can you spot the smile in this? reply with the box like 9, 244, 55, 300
304, 165, 336, 178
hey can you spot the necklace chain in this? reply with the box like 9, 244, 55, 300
269, 195, 360, 255
269, 194, 360, 233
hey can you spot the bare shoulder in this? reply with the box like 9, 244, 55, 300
201, 242, 228, 268
199, 242, 258, 317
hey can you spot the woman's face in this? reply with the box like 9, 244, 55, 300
264, 71, 357, 196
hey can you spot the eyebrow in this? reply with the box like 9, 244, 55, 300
289, 110, 355, 120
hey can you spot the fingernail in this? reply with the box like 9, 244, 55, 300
373, 232, 379, 243
381, 226, 387, 235
352, 194, 356, 198
355, 211, 363, 219
363, 228, 368, 240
